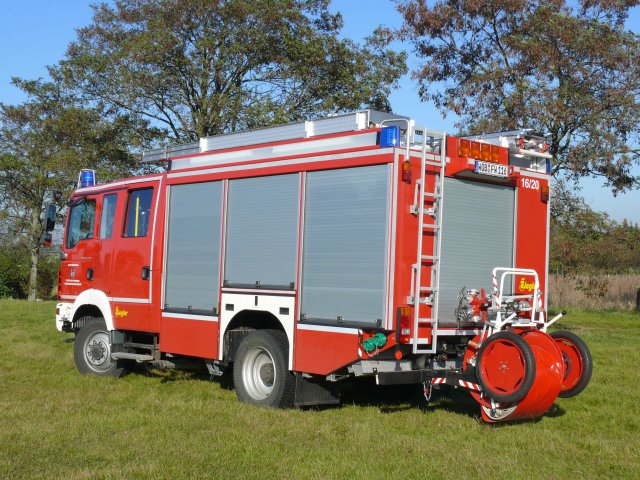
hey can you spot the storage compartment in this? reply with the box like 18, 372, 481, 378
438, 178, 515, 324
224, 174, 299, 289
164, 181, 223, 314
300, 165, 390, 326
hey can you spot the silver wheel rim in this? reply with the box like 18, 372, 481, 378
84, 330, 111, 373
482, 404, 517, 421
242, 346, 276, 401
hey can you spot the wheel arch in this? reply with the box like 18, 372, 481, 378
70, 289, 114, 331
222, 309, 290, 365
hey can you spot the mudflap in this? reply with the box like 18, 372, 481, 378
294, 374, 341, 407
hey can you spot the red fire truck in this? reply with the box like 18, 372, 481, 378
51, 110, 592, 422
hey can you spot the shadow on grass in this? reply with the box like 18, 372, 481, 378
130, 362, 565, 424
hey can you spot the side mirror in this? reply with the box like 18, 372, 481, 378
40, 232, 53, 247
43, 205, 56, 232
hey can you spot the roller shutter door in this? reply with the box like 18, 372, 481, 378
438, 178, 515, 325
300, 165, 389, 326
164, 181, 223, 314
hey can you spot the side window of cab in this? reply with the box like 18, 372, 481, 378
66, 200, 96, 249
123, 188, 153, 238
99, 193, 118, 239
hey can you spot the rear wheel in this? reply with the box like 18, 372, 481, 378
550, 331, 592, 398
233, 330, 295, 408
476, 331, 536, 404
73, 316, 129, 377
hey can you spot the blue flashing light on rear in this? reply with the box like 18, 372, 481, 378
78, 169, 96, 188
379, 126, 400, 148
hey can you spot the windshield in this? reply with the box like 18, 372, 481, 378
66, 200, 96, 249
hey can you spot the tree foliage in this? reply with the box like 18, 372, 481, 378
396, 0, 640, 192
60, 0, 407, 142
550, 181, 640, 273
0, 78, 151, 299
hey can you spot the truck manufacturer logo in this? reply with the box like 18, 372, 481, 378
518, 278, 535, 292
115, 306, 128, 318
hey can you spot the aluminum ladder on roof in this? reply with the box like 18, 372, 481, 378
409, 127, 447, 354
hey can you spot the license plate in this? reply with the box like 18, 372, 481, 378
474, 161, 509, 178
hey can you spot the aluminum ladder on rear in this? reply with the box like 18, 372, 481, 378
409, 128, 447, 354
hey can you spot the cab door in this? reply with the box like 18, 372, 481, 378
59, 196, 100, 299
107, 181, 159, 332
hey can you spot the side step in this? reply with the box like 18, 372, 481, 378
111, 352, 154, 362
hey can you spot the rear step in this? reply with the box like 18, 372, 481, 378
111, 352, 154, 362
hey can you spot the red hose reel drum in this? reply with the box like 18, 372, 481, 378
464, 329, 564, 422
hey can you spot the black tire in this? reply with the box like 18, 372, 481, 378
73, 316, 129, 377
233, 330, 295, 408
550, 330, 593, 398
476, 331, 536, 404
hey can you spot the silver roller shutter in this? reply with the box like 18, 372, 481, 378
164, 181, 223, 313
438, 178, 515, 325
301, 165, 389, 326
224, 174, 299, 288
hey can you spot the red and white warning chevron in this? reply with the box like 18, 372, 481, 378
431, 377, 446, 385
458, 380, 482, 391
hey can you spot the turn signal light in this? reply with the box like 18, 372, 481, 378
470, 141, 480, 159
459, 139, 471, 157
458, 139, 501, 163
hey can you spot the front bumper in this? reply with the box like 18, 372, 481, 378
55, 302, 73, 332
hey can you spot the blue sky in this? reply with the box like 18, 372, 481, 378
1, 0, 638, 223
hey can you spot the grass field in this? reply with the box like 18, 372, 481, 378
0, 300, 638, 479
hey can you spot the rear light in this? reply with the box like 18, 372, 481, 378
397, 306, 411, 344
402, 160, 411, 183
541, 185, 550, 203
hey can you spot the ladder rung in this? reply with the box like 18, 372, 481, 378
422, 223, 440, 229
410, 339, 432, 345
425, 161, 444, 167
421, 255, 438, 261
418, 318, 433, 323
423, 192, 441, 198
419, 287, 438, 292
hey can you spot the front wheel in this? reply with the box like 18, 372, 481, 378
233, 330, 295, 408
550, 330, 592, 398
73, 316, 129, 377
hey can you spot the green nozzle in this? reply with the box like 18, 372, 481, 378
362, 338, 377, 353
373, 333, 387, 348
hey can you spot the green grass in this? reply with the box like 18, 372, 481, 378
0, 300, 638, 479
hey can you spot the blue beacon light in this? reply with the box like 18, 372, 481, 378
379, 126, 400, 148
78, 169, 97, 188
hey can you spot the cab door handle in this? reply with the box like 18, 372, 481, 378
141, 266, 150, 280
86, 268, 94, 281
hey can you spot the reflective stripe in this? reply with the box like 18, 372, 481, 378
296, 323, 359, 335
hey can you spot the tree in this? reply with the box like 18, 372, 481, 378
396, 0, 640, 193
0, 78, 151, 300
59, 0, 407, 142
550, 180, 640, 273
